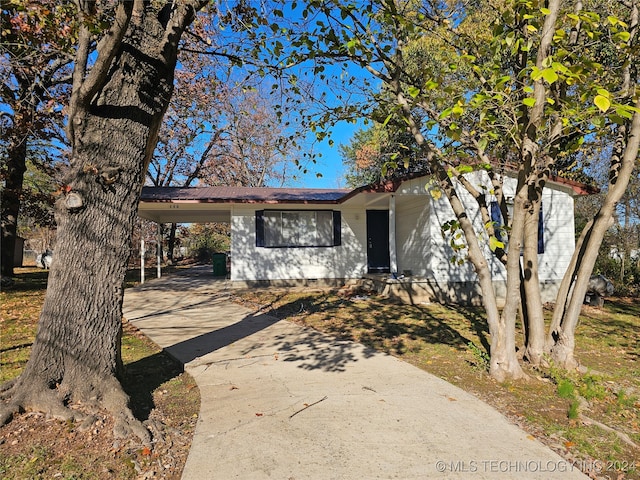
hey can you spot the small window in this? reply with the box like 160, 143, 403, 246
490, 201, 544, 254
256, 210, 341, 248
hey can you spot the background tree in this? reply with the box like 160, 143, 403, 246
198, 85, 297, 187
146, 19, 306, 263
183, 223, 231, 262
340, 125, 430, 188
0, 1, 74, 277
17, 157, 59, 251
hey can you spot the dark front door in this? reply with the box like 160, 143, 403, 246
366, 210, 390, 273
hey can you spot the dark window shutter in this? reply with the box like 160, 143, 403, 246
256, 210, 265, 247
333, 211, 341, 246
490, 201, 503, 242
538, 204, 545, 254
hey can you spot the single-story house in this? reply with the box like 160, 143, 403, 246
137, 172, 594, 304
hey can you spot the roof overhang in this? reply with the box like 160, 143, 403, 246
137, 201, 232, 223
137, 171, 596, 224
137, 186, 350, 224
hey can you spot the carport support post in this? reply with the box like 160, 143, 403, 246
156, 222, 162, 279
140, 239, 145, 284
389, 195, 398, 274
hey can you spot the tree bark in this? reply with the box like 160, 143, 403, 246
0, 0, 205, 441
496, 190, 529, 382
521, 197, 545, 366
550, 100, 640, 368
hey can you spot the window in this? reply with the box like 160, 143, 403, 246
256, 210, 341, 247
490, 201, 544, 254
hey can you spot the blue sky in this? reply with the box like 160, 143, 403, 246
295, 121, 359, 189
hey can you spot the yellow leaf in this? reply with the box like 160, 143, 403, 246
541, 68, 559, 84
489, 236, 505, 252
594, 95, 611, 112
430, 188, 443, 200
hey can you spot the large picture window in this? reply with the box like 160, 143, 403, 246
256, 210, 341, 247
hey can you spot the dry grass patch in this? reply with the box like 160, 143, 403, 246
1, 268, 200, 480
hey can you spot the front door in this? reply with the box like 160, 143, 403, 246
366, 210, 390, 273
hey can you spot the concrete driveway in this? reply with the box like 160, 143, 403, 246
122, 266, 588, 479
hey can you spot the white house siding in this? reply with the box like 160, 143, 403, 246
427, 193, 478, 283
230, 205, 367, 283
538, 187, 576, 280
350, 174, 566, 304
394, 195, 433, 277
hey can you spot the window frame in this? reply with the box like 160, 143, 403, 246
255, 209, 341, 248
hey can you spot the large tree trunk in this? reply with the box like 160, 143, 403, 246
0, 1, 204, 440
1, 139, 28, 277
495, 191, 529, 382
521, 188, 546, 366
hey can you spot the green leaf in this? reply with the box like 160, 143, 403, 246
505, 32, 515, 46
495, 75, 511, 87
594, 95, 611, 113
613, 31, 631, 43
540, 7, 551, 15
530, 67, 543, 81
425, 80, 438, 90
541, 68, 559, 84
439, 108, 453, 119
408, 86, 420, 98
523, 97, 536, 107
614, 107, 633, 119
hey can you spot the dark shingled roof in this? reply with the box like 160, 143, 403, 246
140, 186, 351, 204
140, 172, 596, 206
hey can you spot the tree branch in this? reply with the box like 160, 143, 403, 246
77, 0, 133, 106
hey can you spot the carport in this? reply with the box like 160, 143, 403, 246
136, 187, 233, 283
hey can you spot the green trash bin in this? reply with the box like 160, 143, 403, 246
212, 253, 227, 276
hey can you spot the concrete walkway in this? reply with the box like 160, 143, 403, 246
122, 266, 588, 479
